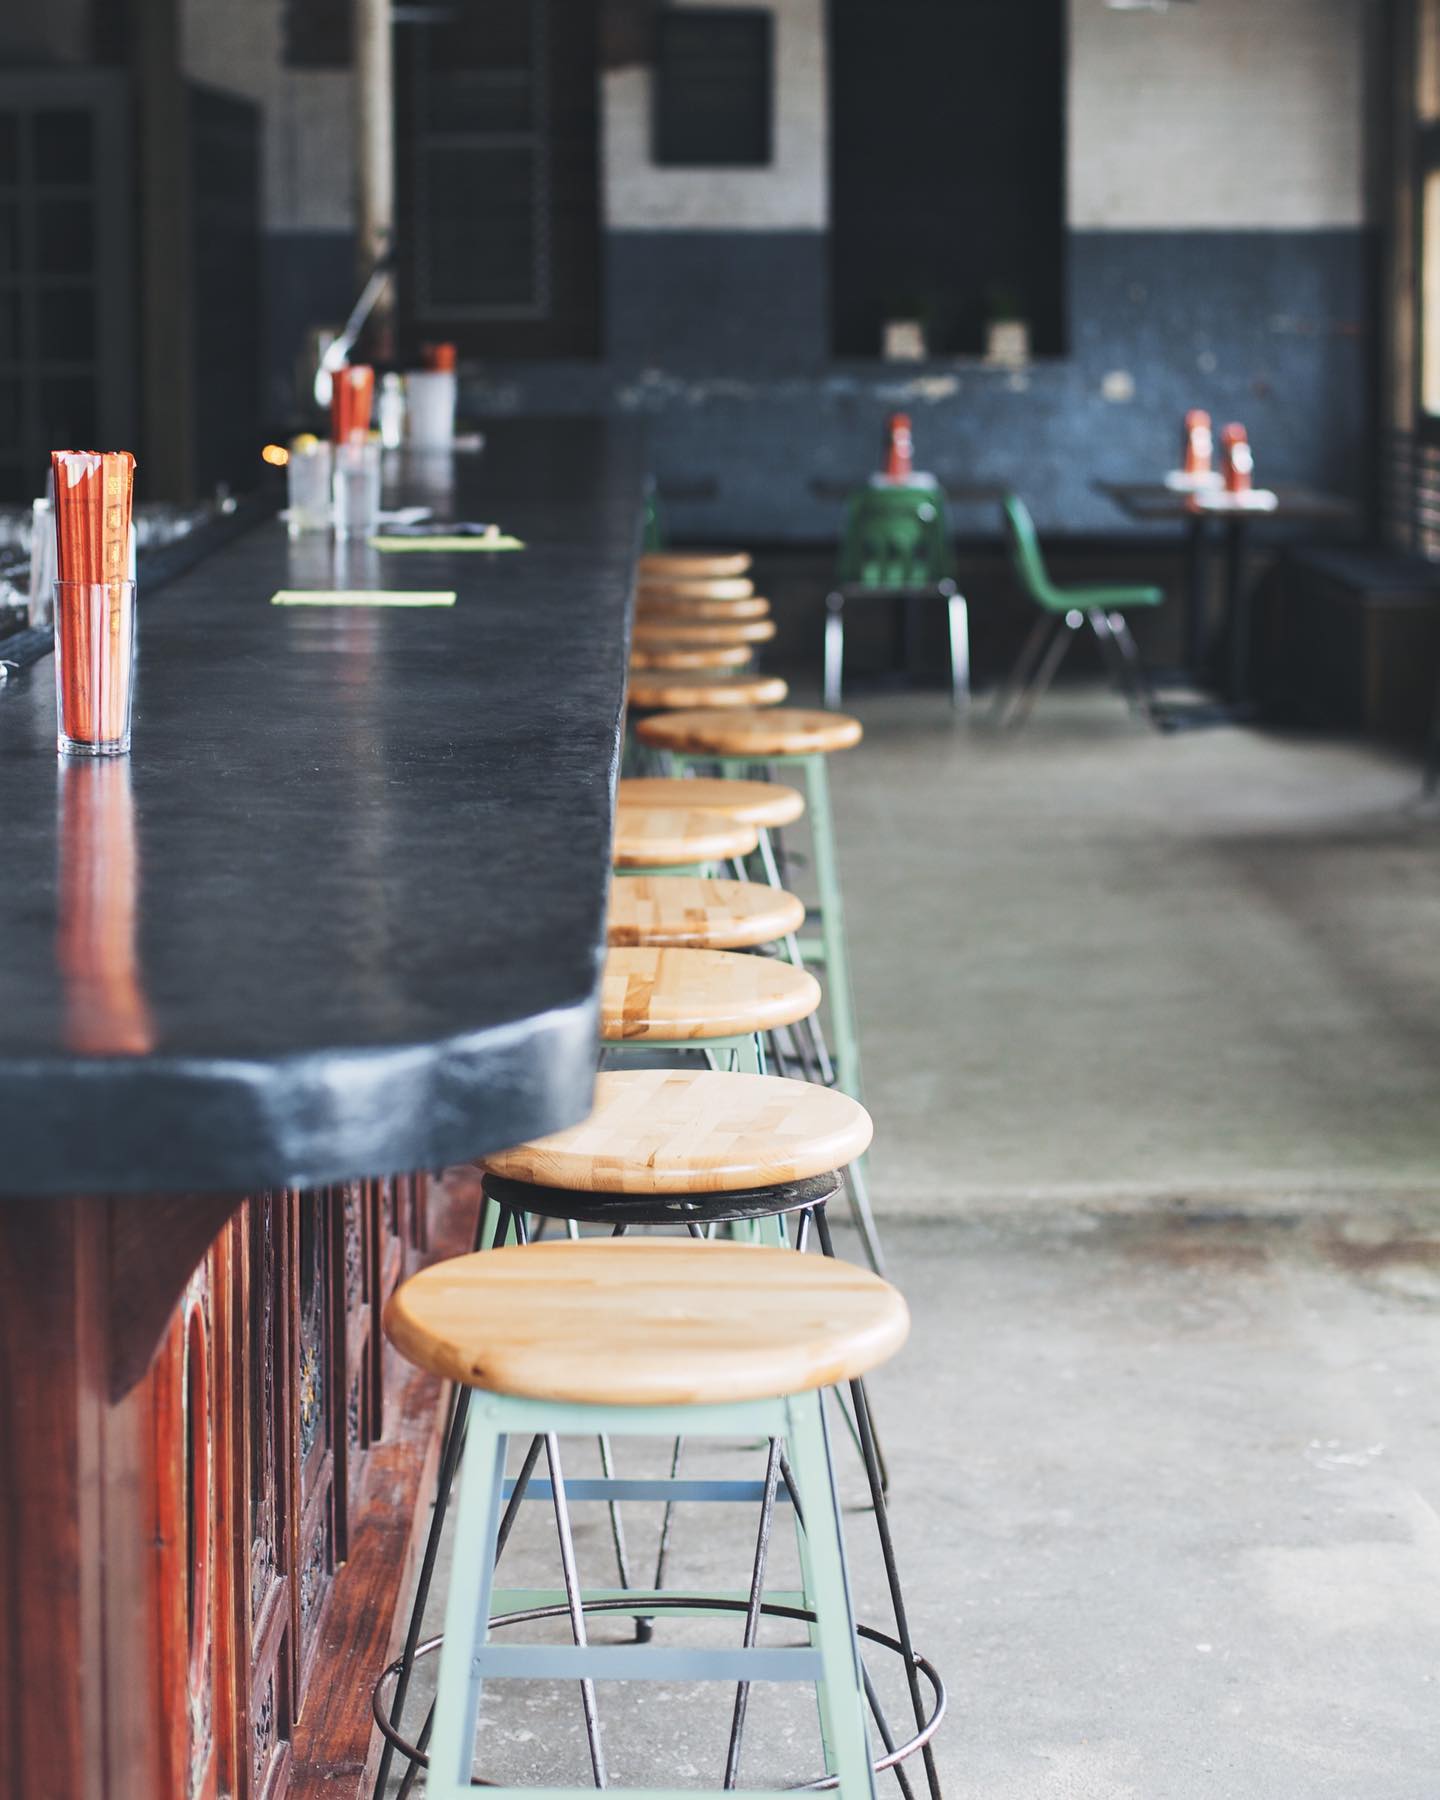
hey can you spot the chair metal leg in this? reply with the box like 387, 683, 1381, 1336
946, 593, 970, 713
991, 614, 1055, 727
1011, 609, 1080, 727
1106, 610, 1160, 727
825, 592, 846, 710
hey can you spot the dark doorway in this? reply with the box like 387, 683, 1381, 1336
394, 0, 601, 359
828, 0, 1066, 359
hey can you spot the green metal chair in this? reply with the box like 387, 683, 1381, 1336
994, 493, 1164, 727
825, 484, 969, 711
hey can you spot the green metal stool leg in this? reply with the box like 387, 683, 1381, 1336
427, 1416, 509, 1798
801, 754, 862, 1102
786, 1391, 877, 1800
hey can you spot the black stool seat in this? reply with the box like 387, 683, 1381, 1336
482, 1169, 840, 1227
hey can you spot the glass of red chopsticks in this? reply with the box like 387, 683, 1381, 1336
50, 449, 136, 756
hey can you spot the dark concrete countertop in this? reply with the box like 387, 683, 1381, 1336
0, 419, 643, 1195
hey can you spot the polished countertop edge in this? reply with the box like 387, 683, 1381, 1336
0, 420, 644, 1197
0, 993, 602, 1196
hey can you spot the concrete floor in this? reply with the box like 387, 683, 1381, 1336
387, 689, 1440, 1796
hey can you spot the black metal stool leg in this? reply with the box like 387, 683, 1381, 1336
812, 1210, 928, 1792
545, 1433, 609, 1787
723, 1435, 785, 1787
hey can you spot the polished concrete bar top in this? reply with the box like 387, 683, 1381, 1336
0, 419, 643, 1195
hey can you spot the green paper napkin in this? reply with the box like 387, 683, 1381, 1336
369, 533, 525, 552
270, 590, 457, 607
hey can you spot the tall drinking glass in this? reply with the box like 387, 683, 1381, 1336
54, 579, 137, 756
332, 440, 382, 540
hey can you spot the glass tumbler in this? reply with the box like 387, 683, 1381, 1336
332, 439, 382, 540
54, 580, 137, 756
287, 439, 333, 536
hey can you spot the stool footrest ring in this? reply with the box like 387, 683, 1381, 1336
372, 1594, 946, 1789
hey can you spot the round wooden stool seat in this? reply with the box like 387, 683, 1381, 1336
613, 807, 759, 868
628, 671, 788, 712
637, 594, 771, 622
630, 642, 750, 671
384, 1238, 910, 1405
640, 549, 752, 580
638, 574, 755, 601
484, 1068, 873, 1193
633, 616, 777, 647
602, 946, 820, 1041
636, 707, 865, 758
608, 876, 805, 949
617, 776, 805, 828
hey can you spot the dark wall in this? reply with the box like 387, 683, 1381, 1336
453, 226, 1375, 543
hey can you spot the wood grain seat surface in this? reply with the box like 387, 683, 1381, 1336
637, 574, 755, 600
630, 643, 750, 671
637, 595, 771, 623
383, 1238, 910, 1405
612, 806, 759, 867
628, 671, 788, 711
607, 876, 805, 949
633, 617, 776, 647
483, 1068, 873, 1193
601, 946, 820, 1040
635, 707, 865, 758
640, 550, 752, 579
617, 776, 805, 828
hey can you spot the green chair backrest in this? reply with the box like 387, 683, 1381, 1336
1001, 493, 1066, 611
835, 485, 955, 590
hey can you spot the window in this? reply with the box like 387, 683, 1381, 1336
828, 0, 1066, 359
653, 9, 773, 168
395, 0, 601, 358
1420, 3, 1440, 428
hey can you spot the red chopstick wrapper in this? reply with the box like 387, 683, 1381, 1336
331, 364, 376, 444
51, 449, 136, 746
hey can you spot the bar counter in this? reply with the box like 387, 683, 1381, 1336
0, 419, 643, 1799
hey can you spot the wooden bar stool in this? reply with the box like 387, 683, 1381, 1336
633, 615, 776, 648
630, 641, 751, 671
627, 670, 788, 712
640, 548, 752, 580
601, 945, 820, 1072
634, 709, 864, 1094
608, 876, 805, 950
638, 573, 756, 601
386, 1238, 907, 1800
617, 780, 807, 953
613, 806, 759, 873
638, 592, 770, 621
371, 1075, 942, 1800
633, 709, 876, 1263
618, 775, 804, 830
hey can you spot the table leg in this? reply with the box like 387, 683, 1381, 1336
1186, 516, 1212, 677
1225, 519, 1252, 705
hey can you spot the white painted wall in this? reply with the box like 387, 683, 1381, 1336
603, 0, 826, 231
1068, 0, 1368, 229
176, 0, 1367, 238
182, 0, 355, 233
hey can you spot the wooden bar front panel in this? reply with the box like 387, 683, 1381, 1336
0, 1175, 439, 1800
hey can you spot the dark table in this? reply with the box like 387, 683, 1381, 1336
1096, 479, 1356, 710
810, 475, 1006, 506
0, 417, 643, 1799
